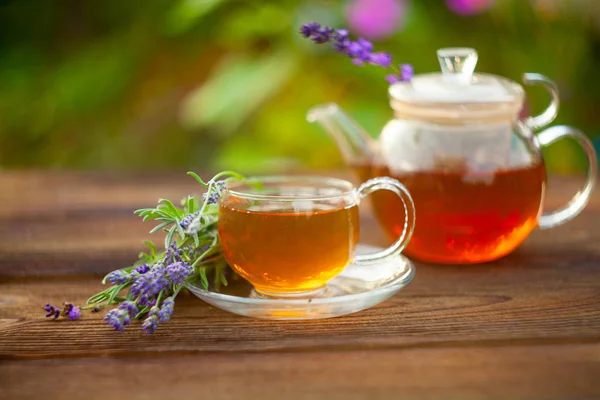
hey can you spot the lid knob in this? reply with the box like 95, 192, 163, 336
437, 47, 478, 85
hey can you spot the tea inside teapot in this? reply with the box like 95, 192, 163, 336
353, 161, 545, 264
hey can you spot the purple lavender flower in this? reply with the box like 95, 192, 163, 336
118, 301, 139, 319
334, 29, 349, 40
180, 211, 200, 229
165, 261, 194, 285
107, 270, 130, 285
386, 74, 400, 84
135, 264, 150, 274
400, 63, 414, 81
300, 21, 413, 82
345, 40, 373, 64
314, 26, 335, 44
62, 302, 81, 320
202, 181, 227, 205
385, 63, 414, 84
43, 303, 61, 319
131, 264, 169, 299
158, 297, 175, 323
299, 22, 335, 44
68, 307, 81, 320
300, 22, 321, 38
369, 52, 393, 67
149, 305, 160, 317
164, 242, 183, 264
142, 314, 160, 334
104, 308, 131, 331
333, 38, 350, 53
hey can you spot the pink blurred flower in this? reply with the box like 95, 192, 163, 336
345, 0, 407, 40
446, 0, 494, 16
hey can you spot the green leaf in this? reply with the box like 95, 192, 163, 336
87, 292, 109, 305
107, 284, 129, 306
159, 198, 184, 218
134, 208, 152, 216
165, 226, 176, 249
176, 222, 186, 240
134, 306, 149, 320
144, 241, 157, 257
187, 171, 209, 186
185, 195, 198, 214
199, 267, 209, 289
149, 221, 171, 234
219, 270, 228, 286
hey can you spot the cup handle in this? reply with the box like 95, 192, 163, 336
537, 126, 598, 229
353, 177, 416, 264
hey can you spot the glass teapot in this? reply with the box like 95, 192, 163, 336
307, 47, 597, 264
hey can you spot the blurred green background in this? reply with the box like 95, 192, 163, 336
0, 0, 598, 174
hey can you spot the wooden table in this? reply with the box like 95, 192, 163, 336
1, 171, 599, 400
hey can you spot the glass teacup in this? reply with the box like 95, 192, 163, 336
218, 176, 415, 298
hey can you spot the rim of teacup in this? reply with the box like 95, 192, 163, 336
223, 175, 356, 202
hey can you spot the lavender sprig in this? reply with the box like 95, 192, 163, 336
43, 303, 81, 320
300, 21, 413, 83
44, 170, 247, 334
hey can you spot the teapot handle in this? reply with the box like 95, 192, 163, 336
537, 126, 597, 229
522, 73, 560, 131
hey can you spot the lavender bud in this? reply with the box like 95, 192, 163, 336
386, 74, 400, 84
165, 261, 194, 285
104, 308, 131, 332
142, 315, 160, 334
63, 302, 81, 320
369, 52, 392, 67
68, 306, 81, 320
43, 303, 56, 318
158, 297, 175, 323
131, 265, 168, 299
149, 306, 160, 318
118, 301, 139, 319
300, 22, 320, 38
357, 38, 373, 52
180, 211, 200, 230
313, 27, 334, 44
334, 29, 349, 40
107, 270, 130, 285
135, 264, 150, 274
400, 63, 414, 82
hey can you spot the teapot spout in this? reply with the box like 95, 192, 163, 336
306, 103, 375, 165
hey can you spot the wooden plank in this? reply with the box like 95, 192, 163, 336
1, 171, 599, 277
1, 252, 599, 359
1, 207, 599, 277
1, 344, 599, 400
1, 171, 597, 213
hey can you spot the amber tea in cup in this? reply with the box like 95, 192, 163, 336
218, 176, 415, 298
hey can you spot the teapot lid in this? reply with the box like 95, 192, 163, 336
388, 48, 525, 123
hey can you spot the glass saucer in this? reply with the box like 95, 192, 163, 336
186, 244, 415, 320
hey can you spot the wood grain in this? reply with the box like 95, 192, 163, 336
1, 250, 599, 359
1, 171, 599, 399
2, 344, 599, 400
